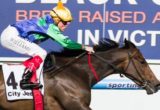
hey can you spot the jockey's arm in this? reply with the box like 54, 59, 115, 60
50, 33, 82, 49
47, 24, 94, 53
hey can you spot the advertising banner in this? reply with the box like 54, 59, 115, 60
1, 1, 160, 110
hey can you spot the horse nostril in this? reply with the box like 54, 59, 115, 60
156, 85, 160, 90
145, 84, 158, 94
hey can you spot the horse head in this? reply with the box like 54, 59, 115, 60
90, 38, 160, 95
121, 39, 160, 94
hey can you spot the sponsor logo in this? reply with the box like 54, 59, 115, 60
92, 79, 140, 89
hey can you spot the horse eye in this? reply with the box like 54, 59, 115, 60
140, 60, 146, 64
135, 57, 146, 64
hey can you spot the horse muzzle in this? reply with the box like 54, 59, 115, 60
155, 84, 160, 92
145, 84, 158, 95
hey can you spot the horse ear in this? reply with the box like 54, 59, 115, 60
124, 39, 136, 48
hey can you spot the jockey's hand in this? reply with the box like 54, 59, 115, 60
83, 46, 95, 54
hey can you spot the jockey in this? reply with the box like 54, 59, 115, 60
0, 0, 94, 89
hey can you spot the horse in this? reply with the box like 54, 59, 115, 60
0, 39, 159, 110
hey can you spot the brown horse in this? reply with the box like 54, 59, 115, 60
0, 39, 159, 110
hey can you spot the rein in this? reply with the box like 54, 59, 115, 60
48, 49, 150, 89
49, 52, 86, 78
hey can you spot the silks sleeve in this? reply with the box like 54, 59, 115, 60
47, 24, 82, 50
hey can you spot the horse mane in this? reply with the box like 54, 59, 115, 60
52, 49, 85, 57
94, 38, 119, 51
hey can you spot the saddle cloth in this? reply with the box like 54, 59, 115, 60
2, 63, 44, 101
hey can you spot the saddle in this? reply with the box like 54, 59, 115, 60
43, 54, 56, 72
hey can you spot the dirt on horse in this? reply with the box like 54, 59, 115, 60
0, 39, 160, 110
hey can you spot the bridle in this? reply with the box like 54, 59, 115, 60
92, 50, 151, 89
125, 51, 148, 88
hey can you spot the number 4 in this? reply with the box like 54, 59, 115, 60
7, 72, 18, 89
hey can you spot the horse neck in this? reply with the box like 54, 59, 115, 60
50, 49, 128, 88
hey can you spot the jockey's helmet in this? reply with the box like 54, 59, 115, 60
50, 0, 73, 22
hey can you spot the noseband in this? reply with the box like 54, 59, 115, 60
93, 50, 150, 89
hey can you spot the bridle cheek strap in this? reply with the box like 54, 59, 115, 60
88, 53, 99, 82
